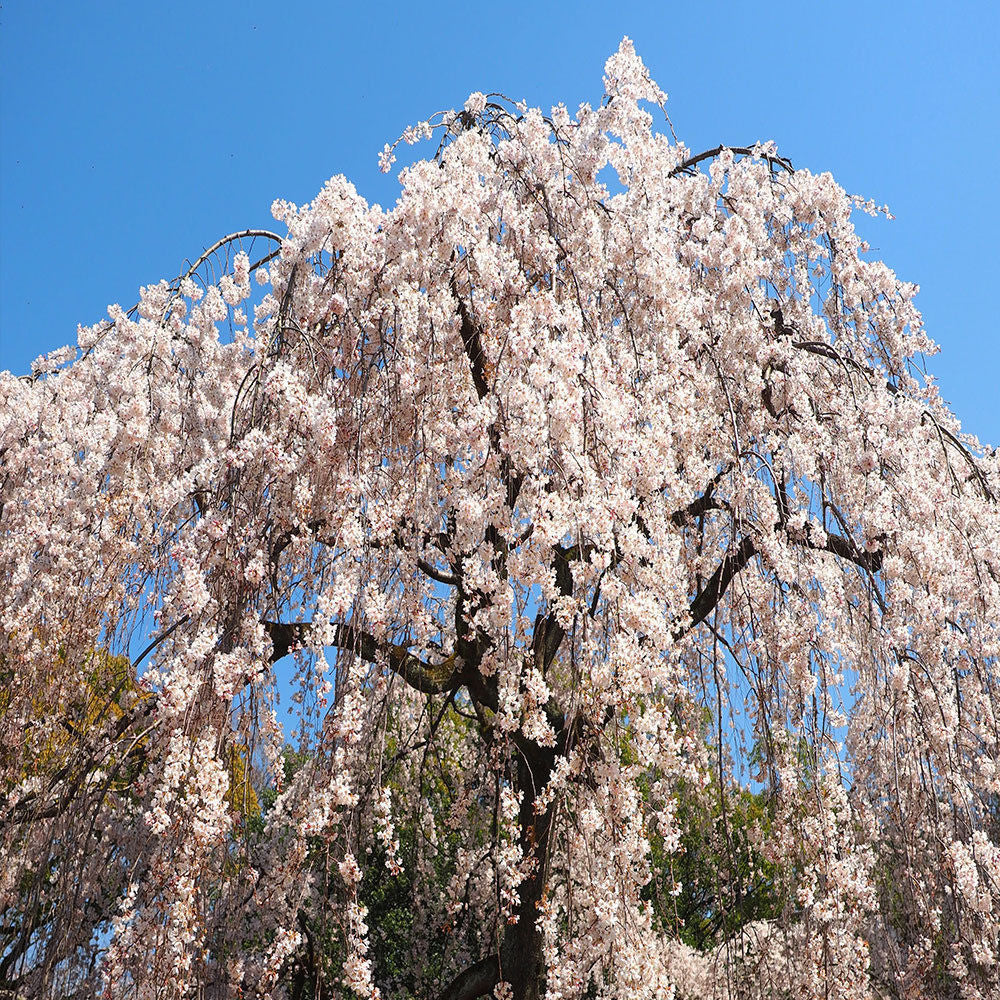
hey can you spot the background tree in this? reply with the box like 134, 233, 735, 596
2, 40, 998, 1000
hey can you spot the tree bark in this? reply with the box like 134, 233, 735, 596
437, 955, 499, 1000
500, 751, 556, 1000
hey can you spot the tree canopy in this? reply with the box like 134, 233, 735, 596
1, 39, 998, 1000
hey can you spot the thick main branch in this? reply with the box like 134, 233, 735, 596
264, 620, 459, 695
436, 956, 500, 1000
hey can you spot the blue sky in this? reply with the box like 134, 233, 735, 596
2, 1, 998, 442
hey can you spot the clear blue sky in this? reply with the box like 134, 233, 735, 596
2, 1, 998, 441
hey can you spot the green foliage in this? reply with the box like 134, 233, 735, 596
272, 703, 494, 998
646, 773, 784, 951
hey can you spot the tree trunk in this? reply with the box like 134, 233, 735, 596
500, 752, 555, 1000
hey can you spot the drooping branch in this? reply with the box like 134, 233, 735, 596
165, 228, 283, 323
675, 519, 886, 644
679, 534, 757, 638
789, 338, 995, 503
668, 144, 794, 178
815, 529, 883, 576
130, 615, 191, 671
177, 229, 282, 287
670, 490, 725, 527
